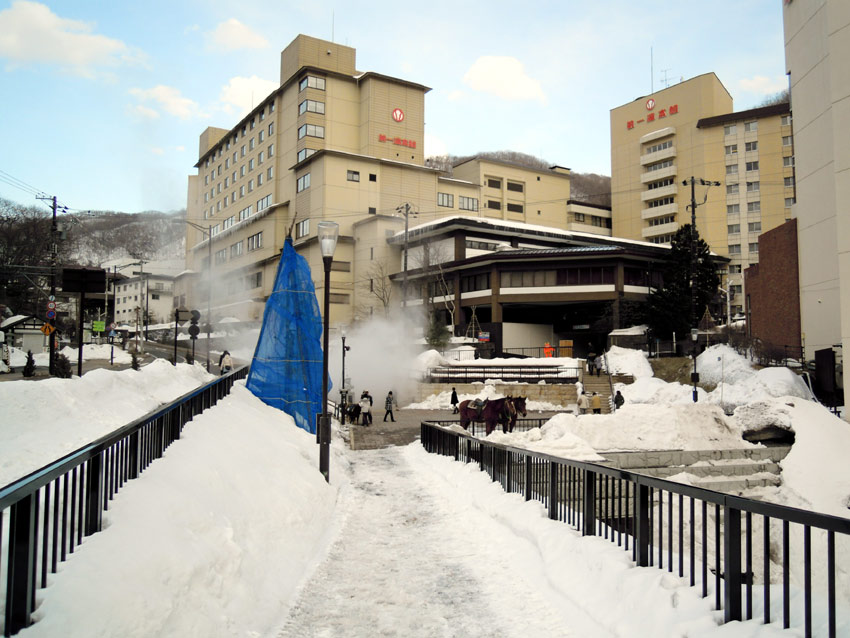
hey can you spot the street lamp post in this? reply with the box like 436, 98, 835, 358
317, 221, 339, 483
691, 327, 699, 403
184, 220, 213, 372
340, 333, 350, 425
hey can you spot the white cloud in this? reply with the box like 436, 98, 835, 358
738, 75, 787, 96
129, 85, 205, 120
207, 19, 268, 51
150, 147, 164, 155
217, 75, 279, 117
127, 104, 160, 119
446, 89, 466, 102
175, 145, 185, 152
0, 1, 144, 77
462, 56, 547, 105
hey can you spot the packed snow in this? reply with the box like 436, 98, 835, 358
2, 343, 849, 636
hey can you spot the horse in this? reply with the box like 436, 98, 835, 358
459, 397, 515, 436
503, 396, 528, 433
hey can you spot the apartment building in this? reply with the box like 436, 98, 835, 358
114, 274, 174, 326
181, 35, 582, 328
783, 0, 850, 361
610, 73, 794, 318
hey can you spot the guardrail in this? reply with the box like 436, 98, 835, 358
0, 366, 249, 636
425, 365, 580, 384
427, 418, 550, 437
420, 421, 850, 637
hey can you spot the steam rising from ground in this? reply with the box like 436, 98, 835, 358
327, 316, 422, 405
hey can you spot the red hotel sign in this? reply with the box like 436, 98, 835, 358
378, 133, 416, 148
626, 103, 679, 129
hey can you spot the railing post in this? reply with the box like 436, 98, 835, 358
127, 430, 140, 480
506, 450, 512, 492
548, 462, 558, 520
583, 468, 596, 535
84, 454, 103, 536
525, 455, 532, 501
5, 494, 36, 634
724, 506, 743, 622
636, 483, 650, 566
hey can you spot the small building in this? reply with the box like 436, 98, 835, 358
0, 315, 47, 353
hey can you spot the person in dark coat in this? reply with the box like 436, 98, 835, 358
383, 391, 397, 422
450, 387, 459, 414
360, 390, 373, 425
614, 390, 625, 410
219, 351, 233, 375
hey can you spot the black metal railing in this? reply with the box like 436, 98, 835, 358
420, 421, 850, 637
425, 365, 580, 384
501, 346, 575, 359
427, 418, 550, 437
0, 366, 248, 636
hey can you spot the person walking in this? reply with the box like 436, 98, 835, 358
586, 349, 596, 374
594, 354, 603, 376
450, 387, 459, 414
577, 391, 589, 415
614, 390, 625, 410
591, 392, 602, 414
360, 390, 373, 425
219, 350, 233, 375
383, 391, 397, 422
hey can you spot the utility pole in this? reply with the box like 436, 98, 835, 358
36, 195, 59, 374
682, 177, 720, 402
397, 203, 416, 309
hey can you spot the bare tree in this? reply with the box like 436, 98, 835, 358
358, 259, 395, 318
411, 239, 456, 330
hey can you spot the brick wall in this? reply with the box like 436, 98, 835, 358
745, 219, 801, 352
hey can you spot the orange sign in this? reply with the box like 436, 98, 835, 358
40, 323, 55, 335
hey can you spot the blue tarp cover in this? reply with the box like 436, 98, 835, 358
246, 237, 329, 433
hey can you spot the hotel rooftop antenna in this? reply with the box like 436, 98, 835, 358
332, 11, 334, 42
650, 47, 654, 94
661, 68, 673, 89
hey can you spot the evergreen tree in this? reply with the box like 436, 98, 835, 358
54, 353, 73, 378
425, 313, 450, 349
646, 224, 720, 339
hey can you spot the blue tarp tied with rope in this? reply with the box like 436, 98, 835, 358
246, 237, 329, 434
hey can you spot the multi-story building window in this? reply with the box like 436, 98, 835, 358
646, 159, 674, 173
437, 192, 454, 207
746, 161, 759, 172
230, 241, 243, 258
746, 181, 759, 192
258, 151, 264, 165
241, 145, 246, 158
299, 99, 325, 115
647, 196, 675, 208
781, 114, 791, 126
239, 185, 245, 197
459, 196, 478, 211
249, 137, 255, 150
486, 200, 501, 210
247, 231, 263, 251
647, 178, 675, 190
268, 144, 274, 157
259, 130, 264, 143
785, 197, 796, 207
574, 213, 585, 222
506, 181, 524, 193
747, 201, 761, 212
297, 148, 316, 162
295, 219, 310, 239
210, 224, 220, 236
725, 144, 737, 155
507, 203, 524, 213
783, 156, 794, 167
744, 121, 758, 132
728, 224, 740, 234
257, 195, 272, 211
729, 265, 742, 274
748, 222, 761, 232
729, 244, 741, 254
296, 173, 311, 192
240, 165, 246, 177
268, 122, 274, 135
299, 75, 326, 91
645, 140, 673, 154
215, 249, 227, 265
248, 179, 254, 192
726, 164, 738, 175
727, 183, 739, 195
267, 166, 273, 179
239, 205, 251, 221
247, 271, 262, 289
749, 242, 759, 253
298, 124, 324, 139
724, 124, 737, 136
487, 178, 502, 189
223, 215, 235, 229
347, 170, 360, 182
784, 176, 795, 187
727, 204, 740, 214
257, 173, 263, 186
745, 141, 758, 152
647, 215, 676, 226
250, 118, 255, 130
782, 135, 793, 146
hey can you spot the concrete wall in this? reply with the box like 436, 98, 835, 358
411, 382, 578, 405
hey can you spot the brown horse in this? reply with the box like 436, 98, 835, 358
458, 397, 515, 435
504, 396, 528, 432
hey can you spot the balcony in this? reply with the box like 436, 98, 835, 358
640, 164, 676, 183
640, 145, 676, 166
642, 221, 679, 239
641, 202, 678, 220
641, 183, 677, 202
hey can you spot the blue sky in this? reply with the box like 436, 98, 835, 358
0, 0, 787, 214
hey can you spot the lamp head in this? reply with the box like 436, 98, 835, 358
317, 221, 339, 258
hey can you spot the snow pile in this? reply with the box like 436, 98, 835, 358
696, 343, 758, 385
58, 344, 133, 364
414, 349, 448, 372
405, 384, 567, 412
604, 345, 653, 378
0, 360, 214, 485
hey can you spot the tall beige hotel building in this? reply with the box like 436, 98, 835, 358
181, 34, 583, 327
610, 73, 795, 318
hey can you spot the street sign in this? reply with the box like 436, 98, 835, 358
47, 301, 56, 310
40, 324, 55, 336
109, 322, 116, 330
92, 320, 106, 332
48, 295, 55, 302
46, 310, 56, 319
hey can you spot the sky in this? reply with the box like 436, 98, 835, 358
0, 0, 788, 215
2, 341, 849, 635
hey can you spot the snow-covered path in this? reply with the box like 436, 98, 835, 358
275, 446, 608, 638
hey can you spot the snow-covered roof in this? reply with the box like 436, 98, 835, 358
1, 314, 35, 329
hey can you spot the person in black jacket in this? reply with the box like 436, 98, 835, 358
450, 388, 459, 414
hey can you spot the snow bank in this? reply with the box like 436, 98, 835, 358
605, 345, 654, 378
